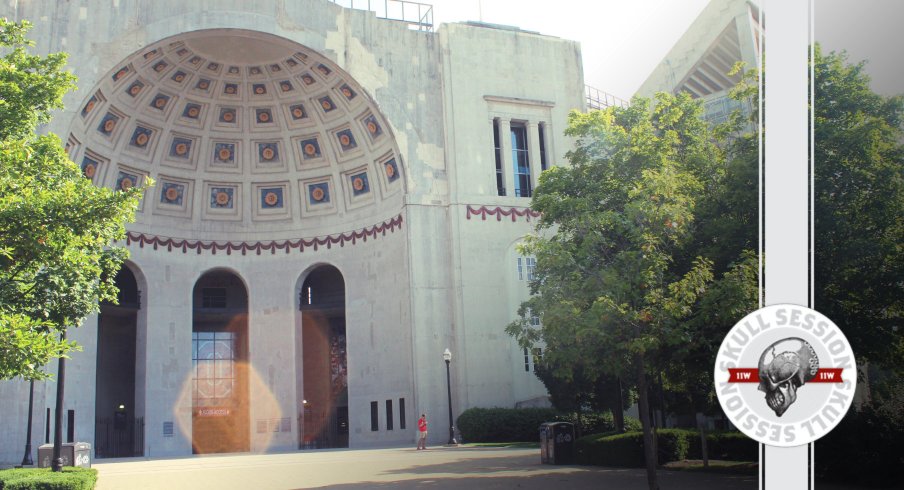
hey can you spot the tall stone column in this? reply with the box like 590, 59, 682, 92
527, 122, 542, 193
489, 117, 502, 195
499, 119, 515, 198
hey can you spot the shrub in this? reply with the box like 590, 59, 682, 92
457, 407, 561, 442
686, 431, 758, 461
562, 411, 642, 436
814, 400, 904, 487
456, 408, 642, 443
0, 467, 97, 490
576, 429, 693, 467
576, 431, 646, 467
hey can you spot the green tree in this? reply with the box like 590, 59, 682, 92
812, 46, 904, 370
508, 93, 731, 490
0, 18, 144, 380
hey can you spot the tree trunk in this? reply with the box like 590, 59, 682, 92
697, 412, 709, 468
614, 377, 625, 432
575, 397, 583, 439
636, 355, 660, 490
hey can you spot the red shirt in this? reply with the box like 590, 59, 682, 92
418, 417, 427, 432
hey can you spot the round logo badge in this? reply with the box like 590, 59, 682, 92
714, 304, 856, 447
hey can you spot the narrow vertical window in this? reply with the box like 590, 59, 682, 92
526, 257, 537, 281
399, 398, 407, 430
532, 347, 543, 373
524, 347, 530, 372
386, 400, 394, 430
370, 401, 379, 431
511, 124, 531, 197
493, 119, 505, 196
67, 409, 75, 443
517, 257, 523, 280
539, 123, 549, 171
530, 313, 541, 327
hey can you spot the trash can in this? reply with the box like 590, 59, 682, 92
539, 422, 575, 464
37, 442, 92, 468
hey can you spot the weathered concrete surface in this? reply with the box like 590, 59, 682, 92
93, 446, 759, 490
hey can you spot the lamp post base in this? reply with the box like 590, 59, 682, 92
20, 444, 33, 467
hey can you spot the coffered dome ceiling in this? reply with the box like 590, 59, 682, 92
65, 30, 405, 241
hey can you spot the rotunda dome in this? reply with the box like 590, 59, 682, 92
66, 30, 405, 243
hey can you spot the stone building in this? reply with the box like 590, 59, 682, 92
0, 0, 586, 463
636, 0, 761, 123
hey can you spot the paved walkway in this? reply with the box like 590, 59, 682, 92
93, 446, 758, 489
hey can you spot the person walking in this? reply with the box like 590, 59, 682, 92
416, 413, 428, 450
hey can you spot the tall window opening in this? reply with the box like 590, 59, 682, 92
386, 400, 394, 431
526, 257, 537, 281
493, 119, 505, 196
532, 347, 543, 373
191, 270, 249, 455
511, 123, 532, 197
297, 265, 349, 449
95, 265, 144, 458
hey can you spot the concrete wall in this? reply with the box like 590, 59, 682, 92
0, 0, 586, 463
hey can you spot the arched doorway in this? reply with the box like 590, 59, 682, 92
191, 270, 250, 454
95, 264, 143, 457
297, 265, 348, 449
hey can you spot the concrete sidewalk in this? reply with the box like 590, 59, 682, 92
93, 446, 758, 489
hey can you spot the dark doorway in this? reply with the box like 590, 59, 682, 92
95, 265, 144, 458
298, 265, 348, 449
191, 270, 250, 454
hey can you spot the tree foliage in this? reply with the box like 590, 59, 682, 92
507, 91, 759, 489
0, 18, 145, 380
812, 46, 904, 369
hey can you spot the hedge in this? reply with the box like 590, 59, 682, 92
0, 467, 97, 490
576, 429, 756, 467
456, 408, 642, 443
562, 411, 642, 435
691, 431, 758, 462
457, 407, 561, 442
814, 403, 904, 487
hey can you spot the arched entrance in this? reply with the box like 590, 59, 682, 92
297, 265, 348, 449
95, 264, 143, 457
191, 270, 250, 454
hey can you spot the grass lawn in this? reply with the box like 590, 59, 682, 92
663, 459, 758, 475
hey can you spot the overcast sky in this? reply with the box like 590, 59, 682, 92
426, 0, 904, 99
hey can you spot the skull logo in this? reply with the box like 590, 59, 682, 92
757, 338, 819, 417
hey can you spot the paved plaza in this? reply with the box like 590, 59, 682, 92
93, 446, 759, 489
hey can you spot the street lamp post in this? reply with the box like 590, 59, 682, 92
20, 378, 35, 466
442, 348, 457, 445
51, 331, 66, 472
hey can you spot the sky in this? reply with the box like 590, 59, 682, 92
815, 0, 904, 97
423, 0, 904, 99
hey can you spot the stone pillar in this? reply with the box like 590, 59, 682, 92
527, 122, 542, 193
489, 117, 502, 196
140, 259, 194, 458
499, 119, 514, 198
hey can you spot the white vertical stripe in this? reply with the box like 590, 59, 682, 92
762, 0, 814, 489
